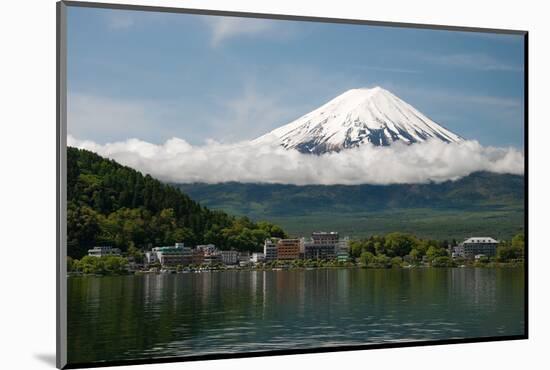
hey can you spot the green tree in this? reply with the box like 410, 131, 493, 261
374, 254, 391, 268
512, 232, 524, 249
408, 248, 421, 263
374, 241, 385, 255
78, 256, 103, 274
103, 256, 128, 274
77, 255, 128, 275
426, 246, 447, 262
67, 256, 74, 272
496, 244, 523, 262
257, 221, 287, 239
474, 255, 490, 266
171, 227, 195, 246
391, 256, 403, 267
431, 256, 455, 267
360, 251, 375, 265
384, 232, 418, 257
127, 243, 144, 263
496, 233, 524, 262
67, 204, 101, 258
349, 241, 364, 258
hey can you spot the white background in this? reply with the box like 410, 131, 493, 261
1, 0, 548, 369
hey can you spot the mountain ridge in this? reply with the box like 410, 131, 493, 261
176, 172, 523, 214
176, 172, 524, 240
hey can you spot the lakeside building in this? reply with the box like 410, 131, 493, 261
251, 253, 265, 264
263, 239, 279, 261
139, 231, 351, 269
88, 246, 121, 257
239, 251, 251, 266
262, 233, 350, 262
144, 250, 158, 265
304, 232, 339, 260
203, 253, 221, 265
454, 237, 499, 259
197, 244, 221, 265
157, 246, 185, 266
304, 242, 336, 260
146, 243, 192, 267
299, 238, 306, 259
312, 231, 339, 245
277, 239, 301, 260
337, 237, 350, 262
196, 244, 217, 255
220, 250, 239, 265
191, 248, 204, 265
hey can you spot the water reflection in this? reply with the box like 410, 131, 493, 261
68, 268, 524, 364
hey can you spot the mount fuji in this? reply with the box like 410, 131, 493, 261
253, 86, 463, 154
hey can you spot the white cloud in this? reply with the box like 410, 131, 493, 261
68, 136, 524, 185
204, 16, 277, 47
106, 13, 135, 30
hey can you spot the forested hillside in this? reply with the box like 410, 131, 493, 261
67, 147, 286, 258
177, 172, 524, 215
177, 172, 524, 241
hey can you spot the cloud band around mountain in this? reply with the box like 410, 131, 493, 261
68, 136, 524, 185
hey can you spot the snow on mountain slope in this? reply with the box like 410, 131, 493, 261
253, 87, 463, 154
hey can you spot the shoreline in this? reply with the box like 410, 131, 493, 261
67, 262, 524, 277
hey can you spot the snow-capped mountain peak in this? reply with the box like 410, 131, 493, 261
253, 86, 463, 154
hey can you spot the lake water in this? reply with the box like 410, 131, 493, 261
67, 268, 525, 364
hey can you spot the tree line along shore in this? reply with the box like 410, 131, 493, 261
67, 231, 524, 276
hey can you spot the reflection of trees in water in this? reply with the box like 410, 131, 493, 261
448, 268, 524, 336
449, 268, 497, 309
67, 268, 524, 364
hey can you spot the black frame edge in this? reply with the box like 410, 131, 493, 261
57, 1, 68, 369
523, 32, 530, 339
61, 0, 527, 35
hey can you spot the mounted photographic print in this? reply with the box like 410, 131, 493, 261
56, 1, 528, 368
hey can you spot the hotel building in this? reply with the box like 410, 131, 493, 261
277, 239, 301, 260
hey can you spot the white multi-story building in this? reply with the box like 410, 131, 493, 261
263, 239, 278, 261
196, 244, 217, 254
145, 243, 191, 267
144, 250, 158, 265
251, 253, 265, 264
238, 251, 251, 266
304, 232, 339, 260
220, 250, 239, 265
88, 246, 121, 257
196, 244, 220, 265
337, 237, 350, 261
203, 253, 221, 265
455, 237, 499, 259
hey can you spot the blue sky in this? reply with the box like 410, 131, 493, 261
67, 6, 525, 148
